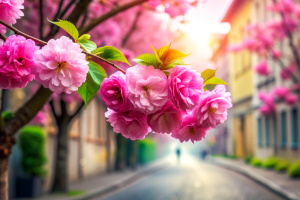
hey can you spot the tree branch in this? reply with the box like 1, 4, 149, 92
79, 0, 148, 35
59, 0, 76, 19
49, 100, 60, 122
0, 90, 6, 131
0, 32, 7, 41
0, 19, 125, 73
69, 101, 84, 122
122, 10, 142, 47
39, 0, 45, 40
277, 58, 299, 83
273, 0, 300, 71
4, 86, 53, 136
46, 0, 92, 40
53, 0, 65, 21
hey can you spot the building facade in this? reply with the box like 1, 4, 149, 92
222, 0, 255, 157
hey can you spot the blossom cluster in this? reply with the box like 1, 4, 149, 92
0, 0, 24, 34
0, 35, 89, 94
101, 65, 232, 143
258, 86, 298, 115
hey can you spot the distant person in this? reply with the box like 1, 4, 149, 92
176, 147, 181, 162
201, 149, 207, 160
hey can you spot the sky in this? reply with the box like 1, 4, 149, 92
174, 0, 233, 71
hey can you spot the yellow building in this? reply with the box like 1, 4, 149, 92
222, 0, 254, 157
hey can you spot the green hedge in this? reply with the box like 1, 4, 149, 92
244, 156, 253, 164
19, 126, 47, 176
288, 161, 300, 178
262, 157, 278, 169
275, 159, 290, 172
250, 158, 262, 167
137, 138, 156, 164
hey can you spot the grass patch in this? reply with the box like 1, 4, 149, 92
67, 190, 86, 197
211, 154, 238, 159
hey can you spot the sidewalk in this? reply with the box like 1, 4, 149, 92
208, 157, 300, 200
27, 157, 170, 200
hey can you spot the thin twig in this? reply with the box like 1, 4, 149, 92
59, 0, 76, 19
122, 10, 142, 47
79, 0, 148, 35
277, 58, 299, 83
0, 19, 125, 74
53, 0, 65, 21
0, 32, 7, 41
69, 101, 84, 122
39, 0, 44, 39
79, 11, 88, 30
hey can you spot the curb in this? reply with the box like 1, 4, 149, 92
208, 158, 299, 200
72, 162, 167, 200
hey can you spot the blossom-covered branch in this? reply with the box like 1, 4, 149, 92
79, 0, 148, 35
0, 19, 125, 74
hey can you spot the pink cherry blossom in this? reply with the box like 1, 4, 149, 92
168, 66, 204, 112
171, 114, 208, 143
147, 101, 183, 134
126, 65, 168, 114
194, 85, 232, 128
0, 35, 38, 89
0, 0, 24, 34
100, 71, 130, 112
105, 109, 150, 140
259, 104, 273, 115
255, 60, 270, 76
271, 50, 281, 60
30, 111, 47, 126
284, 93, 298, 105
164, 0, 190, 17
33, 36, 89, 94
271, 86, 290, 98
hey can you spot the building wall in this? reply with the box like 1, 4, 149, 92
252, 0, 300, 160
227, 0, 254, 157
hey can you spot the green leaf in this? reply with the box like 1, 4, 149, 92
204, 77, 228, 85
78, 39, 97, 53
151, 45, 163, 64
77, 61, 107, 107
204, 84, 217, 91
92, 46, 131, 66
172, 60, 187, 65
49, 19, 78, 41
79, 34, 91, 40
133, 53, 157, 68
201, 69, 217, 82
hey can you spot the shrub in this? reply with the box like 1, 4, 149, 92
19, 126, 47, 176
287, 161, 300, 178
244, 156, 253, 164
137, 138, 156, 164
275, 159, 290, 172
250, 158, 262, 167
262, 157, 278, 169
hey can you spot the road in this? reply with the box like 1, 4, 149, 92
94, 156, 285, 200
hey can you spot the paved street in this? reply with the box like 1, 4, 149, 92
92, 156, 285, 200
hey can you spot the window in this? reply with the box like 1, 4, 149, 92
291, 108, 299, 149
281, 111, 287, 148
265, 116, 270, 147
258, 118, 263, 147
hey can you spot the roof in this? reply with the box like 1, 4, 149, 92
221, 0, 246, 22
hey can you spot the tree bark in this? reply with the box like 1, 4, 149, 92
0, 155, 9, 200
51, 120, 69, 193
114, 134, 126, 171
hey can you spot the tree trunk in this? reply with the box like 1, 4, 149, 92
0, 155, 9, 200
51, 121, 69, 193
114, 134, 126, 171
